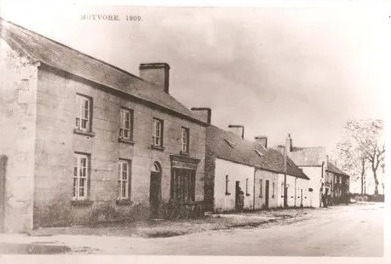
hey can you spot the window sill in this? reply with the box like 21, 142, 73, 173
74, 129, 95, 137
71, 199, 93, 206
118, 138, 135, 145
151, 145, 165, 151
116, 199, 133, 206
180, 151, 189, 156
225, 192, 231, 196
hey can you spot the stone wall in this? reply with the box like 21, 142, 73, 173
33, 65, 206, 227
0, 39, 38, 232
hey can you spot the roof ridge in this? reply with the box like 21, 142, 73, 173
0, 17, 206, 125
0, 17, 145, 82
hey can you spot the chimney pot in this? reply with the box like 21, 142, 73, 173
139, 63, 170, 93
255, 136, 268, 148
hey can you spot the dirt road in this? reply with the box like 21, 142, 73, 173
0, 203, 384, 256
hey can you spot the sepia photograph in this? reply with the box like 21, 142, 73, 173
0, 0, 389, 261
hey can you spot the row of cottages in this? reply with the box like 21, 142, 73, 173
285, 135, 350, 207
203, 123, 312, 212
0, 18, 208, 232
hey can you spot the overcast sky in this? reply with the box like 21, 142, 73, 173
2, 2, 389, 152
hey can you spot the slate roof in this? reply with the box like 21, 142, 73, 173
0, 18, 206, 125
207, 125, 309, 180
288, 145, 349, 177
327, 162, 349, 177
288, 146, 326, 166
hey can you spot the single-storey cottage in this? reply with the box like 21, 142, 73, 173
202, 115, 310, 213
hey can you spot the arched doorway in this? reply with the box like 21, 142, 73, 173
150, 162, 161, 218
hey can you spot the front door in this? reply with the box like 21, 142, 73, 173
235, 181, 240, 210
265, 180, 269, 209
300, 189, 303, 207
150, 166, 161, 218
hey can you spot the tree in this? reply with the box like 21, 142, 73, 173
336, 119, 385, 195
336, 135, 368, 195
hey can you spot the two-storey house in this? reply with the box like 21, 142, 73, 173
0, 18, 207, 233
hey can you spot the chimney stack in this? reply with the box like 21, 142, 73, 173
286, 133, 293, 152
255, 136, 268, 148
139, 63, 170, 93
228, 125, 245, 139
191, 107, 212, 124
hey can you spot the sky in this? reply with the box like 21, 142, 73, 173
1, 1, 390, 154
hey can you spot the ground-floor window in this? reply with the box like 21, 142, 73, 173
118, 160, 131, 200
73, 153, 90, 200
272, 182, 275, 198
171, 168, 196, 203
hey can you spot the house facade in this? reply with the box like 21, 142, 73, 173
204, 122, 310, 213
0, 19, 207, 233
286, 135, 350, 207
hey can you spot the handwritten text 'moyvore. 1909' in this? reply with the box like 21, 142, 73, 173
80, 14, 142, 21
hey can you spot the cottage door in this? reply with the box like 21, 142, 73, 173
265, 180, 269, 209
150, 162, 161, 218
300, 189, 303, 207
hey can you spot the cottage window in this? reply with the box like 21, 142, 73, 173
225, 175, 231, 195
118, 160, 131, 200
281, 182, 285, 197
245, 178, 250, 196
171, 168, 195, 203
75, 94, 92, 132
119, 108, 133, 141
73, 153, 89, 200
152, 118, 163, 147
259, 179, 263, 198
181, 127, 190, 153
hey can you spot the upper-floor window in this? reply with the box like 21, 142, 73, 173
181, 127, 190, 153
118, 160, 131, 200
152, 118, 163, 147
119, 108, 133, 141
73, 153, 90, 200
76, 94, 92, 132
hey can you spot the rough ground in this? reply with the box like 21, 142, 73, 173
30, 207, 312, 238
0, 202, 384, 256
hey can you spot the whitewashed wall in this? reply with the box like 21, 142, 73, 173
214, 158, 254, 212
254, 169, 279, 209
300, 167, 324, 207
